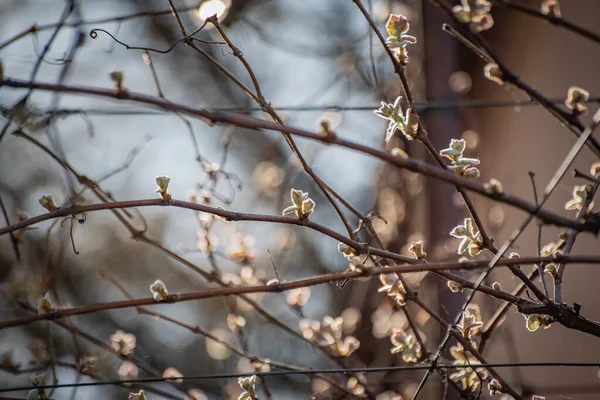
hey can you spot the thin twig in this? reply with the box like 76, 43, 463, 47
0, 195, 21, 261
493, 0, 600, 46
554, 180, 600, 303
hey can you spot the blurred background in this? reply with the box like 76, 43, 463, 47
1, 0, 600, 398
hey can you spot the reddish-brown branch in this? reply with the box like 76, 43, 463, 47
518, 301, 600, 339
0, 78, 591, 232
5, 198, 600, 270
2, 231, 599, 331
0, 270, 520, 330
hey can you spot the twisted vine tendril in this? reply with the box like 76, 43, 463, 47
89, 21, 223, 54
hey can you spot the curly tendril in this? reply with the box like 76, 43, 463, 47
88, 22, 222, 54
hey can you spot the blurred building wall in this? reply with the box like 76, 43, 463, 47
471, 1, 600, 398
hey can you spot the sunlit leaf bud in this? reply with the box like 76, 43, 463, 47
526, 314, 541, 332
544, 263, 558, 277
386, 14, 409, 37
155, 175, 171, 201
290, 189, 307, 206
110, 71, 124, 92
472, 13, 494, 32
484, 63, 503, 85
488, 379, 501, 395
408, 240, 427, 259
565, 86, 590, 114
226, 314, 246, 332
287, 287, 311, 307
38, 194, 58, 212
318, 118, 335, 139
37, 292, 54, 314
541, 0, 561, 19
238, 375, 257, 398
348, 256, 365, 272
302, 198, 315, 217
338, 243, 356, 258
31, 373, 47, 387
129, 390, 147, 400
484, 178, 504, 194
462, 167, 480, 179
118, 361, 138, 386
149, 279, 169, 302
111, 330, 137, 356
440, 139, 465, 159
163, 367, 184, 384
450, 225, 467, 238
448, 280, 463, 293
